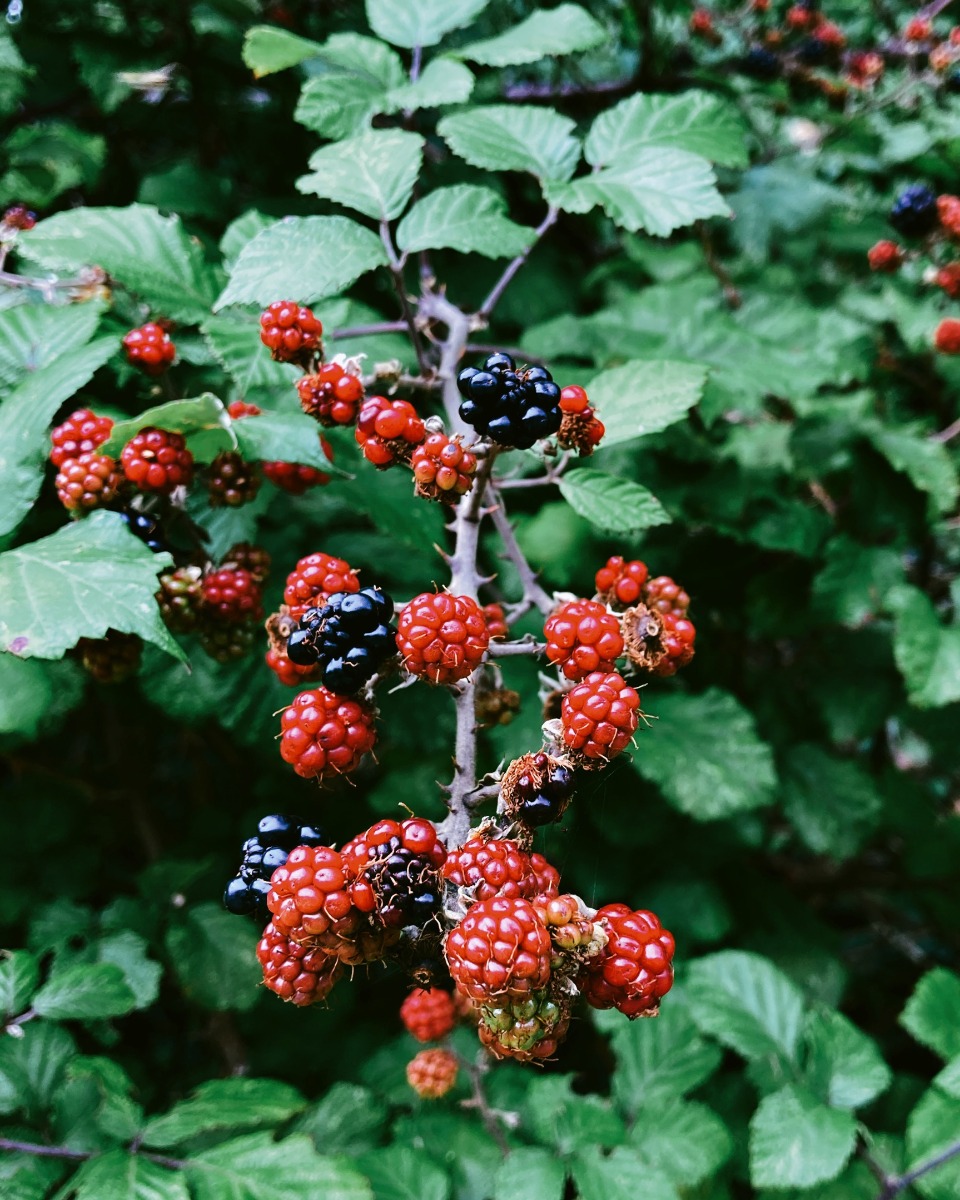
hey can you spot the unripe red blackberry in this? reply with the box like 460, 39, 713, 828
342, 817, 446, 929
199, 623, 257, 663
644, 575, 690, 618
156, 566, 204, 633
477, 989, 569, 1062
259, 300, 322, 364
544, 598, 624, 681
561, 670, 641, 764
55, 453, 122, 511
121, 428, 194, 494
222, 542, 271, 583
266, 646, 321, 687
557, 385, 605, 456
227, 400, 262, 419
297, 363, 364, 426
934, 318, 960, 354
411, 433, 478, 501
442, 836, 546, 901
654, 613, 696, 676
401, 988, 457, 1042
580, 903, 675, 1018
595, 556, 649, 609
445, 896, 552, 1004
200, 567, 263, 624
50, 408, 114, 469
867, 240, 904, 272
407, 1048, 458, 1099
262, 446, 333, 494
396, 592, 490, 685
936, 263, 960, 297
206, 452, 260, 507
257, 922, 341, 1006
75, 631, 142, 683
355, 396, 426, 468
482, 603, 508, 640
2, 204, 37, 231
122, 322, 176, 375
278, 687, 377, 779
283, 552, 359, 620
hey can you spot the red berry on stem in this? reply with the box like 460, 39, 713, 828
411, 432, 478, 500
396, 592, 490, 685
259, 300, 322, 364
934, 318, 960, 354
407, 1048, 459, 1099
401, 988, 457, 1043
867, 240, 904, 272
278, 687, 377, 779
122, 323, 176, 375
561, 670, 640, 763
257, 922, 341, 1006
595, 556, 649, 608
580, 903, 675, 1018
297, 363, 364, 426
442, 837, 551, 902
207, 452, 260, 508
283, 552, 359, 620
121, 427, 194, 494
50, 408, 114, 469
645, 575, 690, 618
55, 453, 122, 512
200, 567, 264, 624
544, 598, 624, 682
445, 896, 552, 1004
227, 400, 262, 419
482, 603, 509, 640
355, 396, 425, 468
266, 646, 321, 687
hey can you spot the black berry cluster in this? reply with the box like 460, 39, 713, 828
365, 841, 443, 929
742, 46, 781, 79
513, 753, 577, 827
456, 352, 562, 450
224, 814, 325, 921
119, 507, 168, 554
286, 586, 396, 693
889, 184, 939, 238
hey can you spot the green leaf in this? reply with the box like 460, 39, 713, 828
100, 394, 236, 464
494, 1148, 565, 1200
359, 1145, 447, 1200
72, 1150, 188, 1200
729, 162, 846, 262
901, 969, 960, 1061
365, 0, 490, 48
438, 106, 580, 182
627, 1100, 731, 1187
295, 75, 386, 140
242, 26, 323, 76
585, 359, 705, 448
0, 511, 182, 662
598, 1004, 723, 1115
0, 335, 117, 540
812, 537, 903, 628
867, 424, 959, 516
216, 217, 388, 310
0, 655, 84, 737
64, 1055, 144, 1143
0, 1021, 76, 1117
0, 299, 104, 393
934, 1056, 960, 1098
220, 211, 273, 271
188, 1132, 373, 1200
803, 1008, 892, 1110
0, 951, 40, 1018
585, 91, 748, 169
332, 459, 446, 550
18, 205, 217, 324
295, 1083, 389, 1156
634, 689, 777, 821
33, 962, 136, 1020
165, 903, 261, 1012
782, 744, 882, 861
888, 586, 960, 709
454, 4, 603, 66
397, 185, 533, 258
383, 58, 474, 112
96, 931, 162, 1011
749, 1085, 857, 1189
234, 410, 340, 473
202, 313, 298, 401
570, 1147, 677, 1200
549, 148, 729, 236
143, 1078, 305, 1148
905, 1088, 960, 1199
524, 1076, 625, 1155
686, 951, 805, 1063
297, 130, 423, 221
558, 469, 671, 535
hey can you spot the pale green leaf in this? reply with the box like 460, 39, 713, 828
0, 299, 104, 393
33, 962, 137, 1020
18, 205, 217, 323
782, 744, 882, 861
0, 511, 181, 662
202, 313, 300, 401
571, 1147, 676, 1200
905, 1088, 960, 1199
0, 950, 39, 1018
888, 586, 960, 709
585, 359, 705, 448
494, 1148, 565, 1200
216, 217, 388, 310
165, 903, 261, 1013
454, 5, 603, 66
100, 394, 237, 464
384, 58, 474, 111
234, 409, 343, 473
189, 1132, 372, 1200
627, 1100, 732, 1187
295, 75, 385, 139
803, 1008, 892, 1110
934, 1056, 960, 1098
524, 1076, 625, 1155
295, 1083, 388, 1157
143, 1078, 305, 1148
219, 211, 272, 271
73, 1150, 189, 1200
749, 1085, 857, 1189
359, 1145, 448, 1200
297, 129, 423, 221
438, 106, 580, 182
901, 969, 960, 1061
634, 689, 776, 821
396, 185, 533, 257
686, 950, 805, 1063
366, 0, 490, 48
97, 931, 162, 1011
586, 90, 748, 169
558, 469, 671, 535
242, 26, 323, 76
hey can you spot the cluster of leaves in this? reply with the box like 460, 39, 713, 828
1, 0, 959, 1197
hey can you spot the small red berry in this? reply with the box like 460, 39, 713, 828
257, 922, 341, 1006
283, 552, 359, 620
938, 194, 960, 239
654, 613, 697, 677
297, 363, 364, 426
396, 592, 490, 685
278, 687, 377, 779
544, 598, 624, 682
200, 567, 264, 624
400, 988, 457, 1043
934, 318, 960, 354
156, 566, 204, 633
222, 542, 271, 583
904, 16, 932, 41
645, 575, 690, 618
935, 263, 960, 298
689, 8, 715, 37
50, 408, 114, 469
55, 453, 122, 512
580, 903, 675, 1018
120, 427, 194, 493
259, 301, 323, 364
786, 4, 814, 29
482, 603, 509, 640
442, 837, 551, 902
558, 385, 605, 456
122, 323, 176, 375
411, 432, 478, 501
595, 556, 649, 609
2, 204, 37, 231
561, 670, 641, 763
407, 1048, 459, 1099
355, 396, 425, 468
262, 439, 334, 494
845, 51, 884, 88
813, 17, 845, 48
266, 646, 321, 687
227, 400, 262, 419
868, 240, 904, 272
445, 896, 552, 1004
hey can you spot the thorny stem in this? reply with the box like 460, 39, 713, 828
332, 320, 408, 340
488, 488, 555, 617
932, 416, 960, 443
862, 1135, 960, 1199
380, 220, 430, 376
457, 1055, 512, 1157
477, 206, 560, 322
0, 1137, 189, 1172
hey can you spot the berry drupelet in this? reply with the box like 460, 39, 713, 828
889, 185, 939, 238
456, 353, 562, 450
286, 586, 397, 693
224, 814, 325, 921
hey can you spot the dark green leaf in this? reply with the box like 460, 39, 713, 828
627, 1100, 731, 1187
0, 1021, 76, 1117
0, 952, 39, 1019
494, 1148, 565, 1200
165, 903, 261, 1012
803, 1008, 892, 1110
585, 360, 705, 448
96, 932, 162, 1011
359, 1145, 449, 1200
33, 962, 136, 1020
901, 969, 960, 1061
72, 1150, 190, 1200
905, 1088, 960, 1200
143, 1078, 305, 1148
0, 299, 104, 393
524, 1076, 625, 1154
888, 586, 960, 709
187, 1132, 373, 1200
295, 1082, 388, 1156
571, 1147, 676, 1200
782, 744, 882, 860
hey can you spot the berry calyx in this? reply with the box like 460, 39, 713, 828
344, 818, 447, 929
50, 408, 113, 468
934, 318, 960, 354
283, 553, 359, 621
55, 452, 122, 512
401, 988, 457, 1042
442, 836, 558, 902
889, 184, 939, 238
259, 300, 323, 364
456, 353, 562, 450
557, 385, 605, 457
355, 396, 426, 468
595, 556, 649, 609
75, 630, 142, 683
206, 452, 260, 508
286, 586, 397, 693
266, 647, 321, 687
645, 575, 690, 618
867, 240, 904, 272
120, 427, 194, 494
445, 896, 552, 1003
156, 566, 203, 633
122, 322, 176, 375
412, 432, 479, 501
544, 598, 624, 682
560, 671, 641, 764
396, 592, 490, 686
200, 567, 264, 624
257, 922, 341, 1006
297, 363, 364, 426
580, 903, 675, 1018
278, 687, 377, 779
407, 1048, 458, 1099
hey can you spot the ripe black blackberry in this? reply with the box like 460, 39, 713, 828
508, 752, 577, 827
224, 814, 326, 921
119, 507, 168, 554
286, 586, 396, 693
889, 185, 938, 238
741, 46, 781, 79
456, 352, 562, 450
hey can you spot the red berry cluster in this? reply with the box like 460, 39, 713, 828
442, 836, 559, 902
561, 671, 641, 763
594, 556, 696, 677
580, 904, 675, 1018
297, 362, 364, 426
225, 400, 333, 493
156, 546, 269, 663
544, 598, 624, 681
557, 385, 606, 456
2, 204, 37, 231
49, 409, 124, 514
121, 427, 194, 494
355, 396, 426, 468
411, 432, 478, 501
279, 687, 377, 779
283, 551, 359, 620
259, 300, 323, 364
75, 630, 142, 683
401, 988, 457, 1043
406, 1048, 459, 1098
396, 592, 490, 685
122, 323, 176, 375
